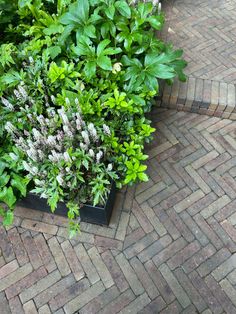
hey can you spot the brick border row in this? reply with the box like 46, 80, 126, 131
158, 77, 236, 120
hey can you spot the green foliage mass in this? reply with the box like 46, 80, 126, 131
0, 0, 186, 236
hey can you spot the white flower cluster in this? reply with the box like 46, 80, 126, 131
13, 84, 28, 102
5, 122, 16, 133
103, 124, 111, 136
88, 123, 98, 141
6, 98, 113, 190
1, 97, 14, 111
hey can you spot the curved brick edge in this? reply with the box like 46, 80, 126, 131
158, 77, 236, 120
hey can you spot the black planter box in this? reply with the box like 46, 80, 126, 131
18, 181, 116, 225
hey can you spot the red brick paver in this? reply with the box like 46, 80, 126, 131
1, 109, 236, 313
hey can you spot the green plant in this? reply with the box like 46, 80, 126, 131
0, 0, 187, 234
0, 143, 30, 226
6, 99, 118, 236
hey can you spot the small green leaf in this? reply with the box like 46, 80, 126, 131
0, 44, 15, 67
138, 164, 147, 172
69, 228, 77, 238
93, 192, 100, 206
3, 210, 14, 226
48, 62, 65, 83
48, 192, 59, 212
73, 36, 93, 56
0, 187, 16, 209
82, 159, 89, 170
138, 172, 149, 182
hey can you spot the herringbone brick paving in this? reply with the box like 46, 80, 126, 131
162, 0, 236, 83
1, 108, 236, 313
160, 0, 236, 118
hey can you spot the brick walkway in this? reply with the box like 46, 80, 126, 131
162, 0, 236, 83
1, 108, 236, 313
160, 0, 236, 119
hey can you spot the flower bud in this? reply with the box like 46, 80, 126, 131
65, 97, 70, 106
1, 97, 14, 111
64, 152, 72, 163
56, 174, 64, 186
96, 151, 103, 163
103, 124, 111, 136
9, 152, 18, 161
18, 85, 28, 100
112, 62, 122, 74
107, 163, 113, 171
88, 149, 95, 158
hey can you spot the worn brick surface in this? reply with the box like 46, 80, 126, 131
160, 0, 236, 117
0, 109, 236, 313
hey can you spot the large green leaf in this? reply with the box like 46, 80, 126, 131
145, 50, 184, 66
138, 2, 153, 19
84, 61, 96, 78
60, 0, 90, 25
0, 70, 23, 86
148, 64, 175, 79
104, 47, 122, 55
97, 39, 111, 56
147, 15, 163, 30
0, 161, 6, 176
79, 0, 90, 23
0, 172, 10, 188
97, 55, 112, 70
145, 53, 161, 67
145, 74, 158, 90
115, 1, 131, 18
105, 5, 115, 19
84, 24, 96, 38
11, 173, 28, 197
74, 36, 94, 56
101, 21, 116, 38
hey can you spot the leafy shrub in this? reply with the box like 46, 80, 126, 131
0, 0, 186, 235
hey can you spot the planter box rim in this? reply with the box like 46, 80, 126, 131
18, 181, 116, 226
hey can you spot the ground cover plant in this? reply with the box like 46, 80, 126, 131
0, 0, 186, 236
